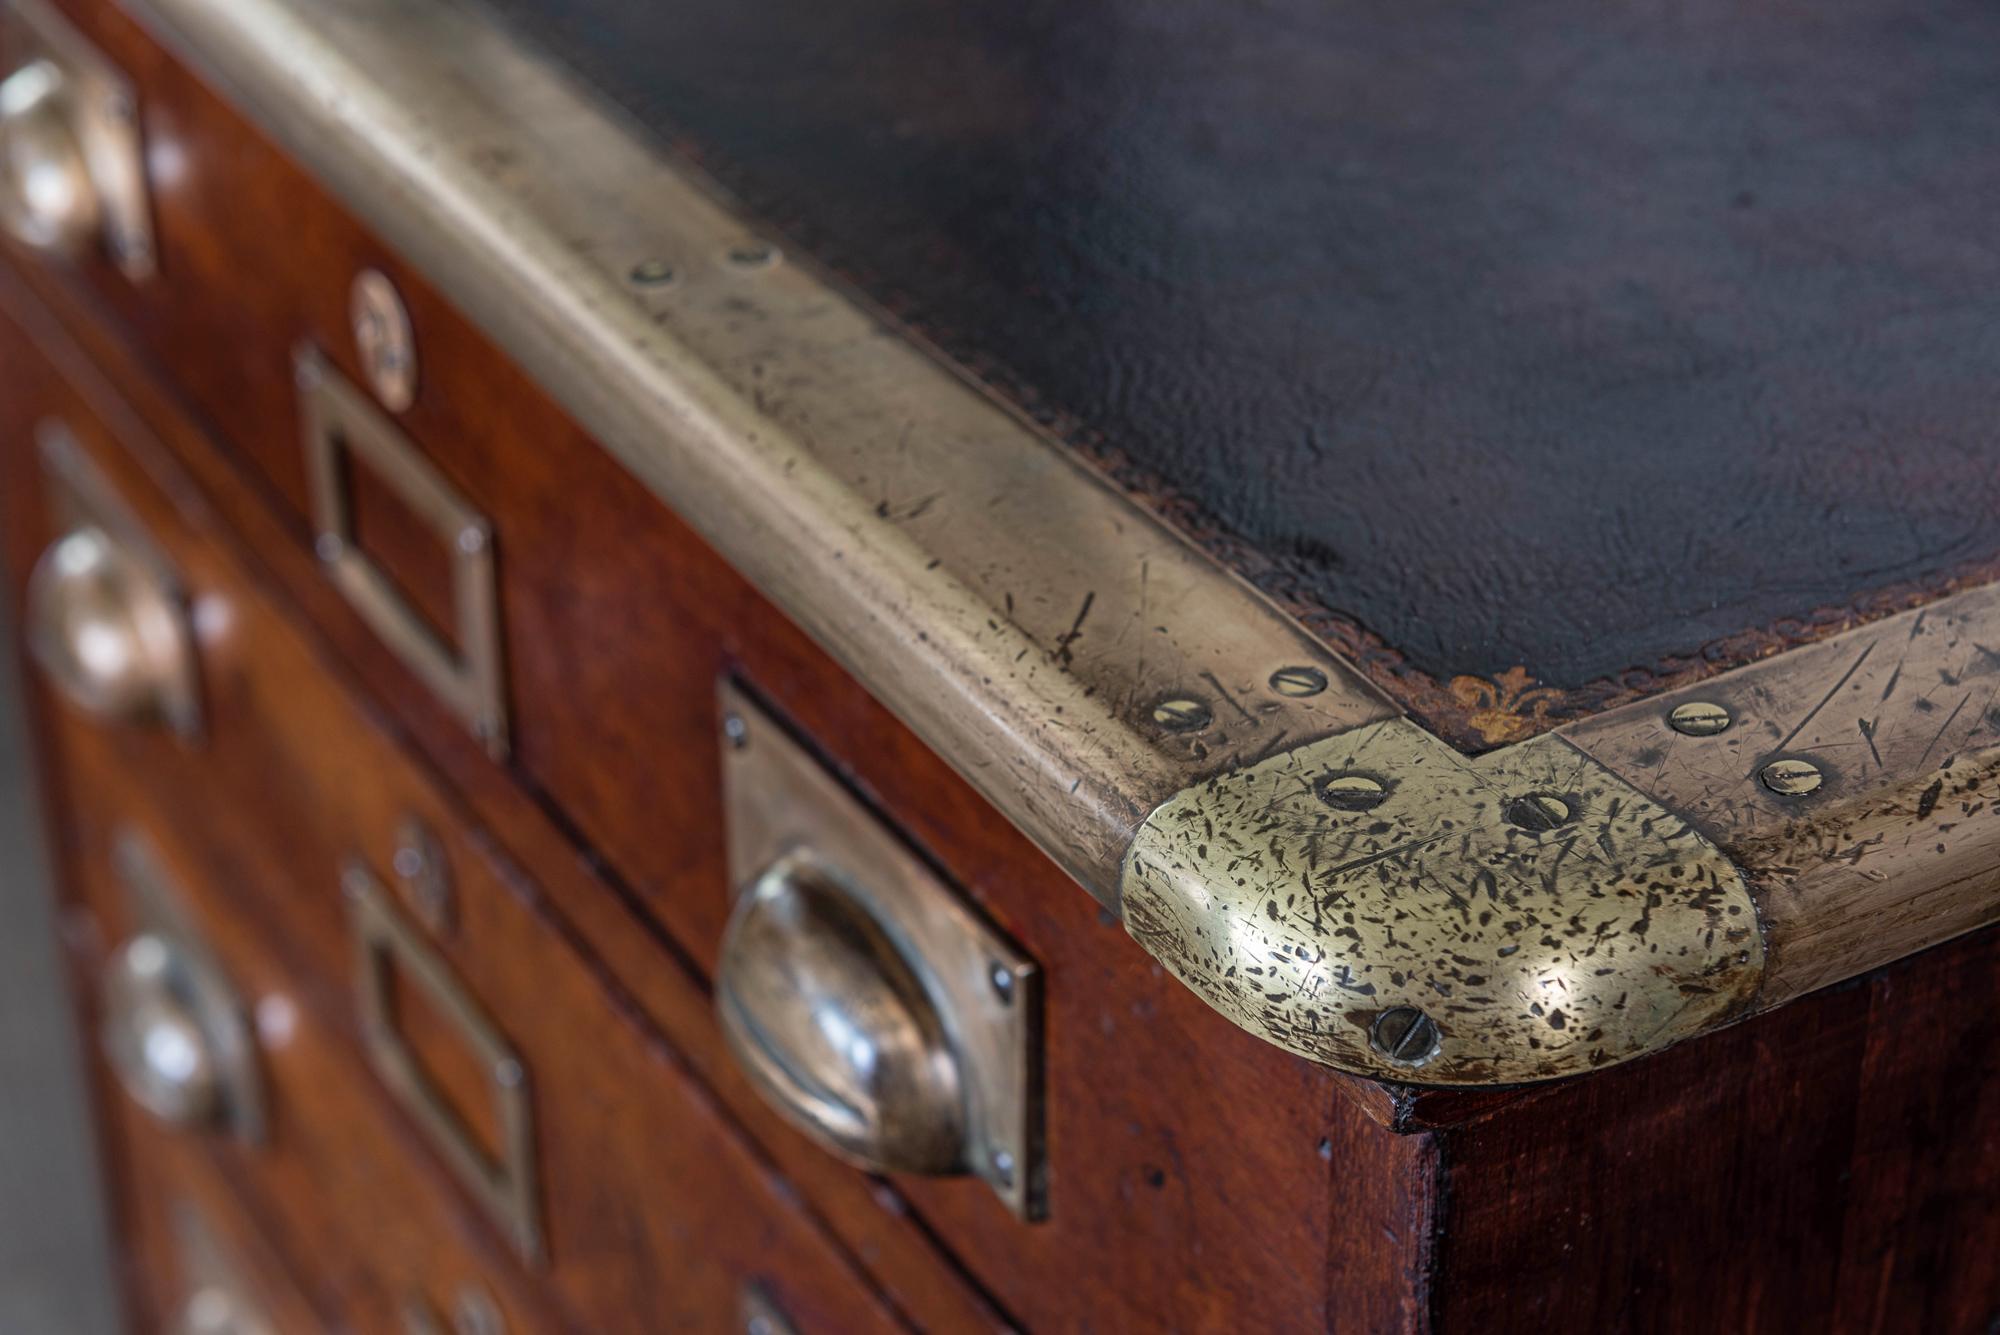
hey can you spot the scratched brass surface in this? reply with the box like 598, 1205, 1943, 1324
1122, 718, 1763, 1084
1566, 586, 2000, 1009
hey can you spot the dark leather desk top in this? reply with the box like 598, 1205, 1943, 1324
479, 0, 2000, 736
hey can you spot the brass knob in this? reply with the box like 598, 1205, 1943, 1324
101, 932, 231, 1130
716, 851, 967, 1176
26, 525, 191, 725
0, 59, 100, 256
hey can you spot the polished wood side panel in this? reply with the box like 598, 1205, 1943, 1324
4, 3, 1437, 1327
1433, 923, 2000, 1334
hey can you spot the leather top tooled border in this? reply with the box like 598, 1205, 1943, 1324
125, 0, 2000, 1085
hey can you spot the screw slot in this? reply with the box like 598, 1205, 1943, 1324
628, 258, 677, 286
1668, 701, 1732, 737
1151, 697, 1211, 732
1269, 666, 1329, 698
1370, 1006, 1442, 1067
1760, 757, 1824, 798
1504, 792, 1574, 832
1315, 772, 1388, 812
726, 242, 781, 269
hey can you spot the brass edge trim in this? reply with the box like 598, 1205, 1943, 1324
117, 0, 2000, 1086
119, 0, 1395, 903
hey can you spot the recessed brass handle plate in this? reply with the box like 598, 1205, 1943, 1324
346, 861, 541, 1262
716, 682, 1045, 1220
28, 422, 200, 735
0, 0, 154, 276
105, 830, 262, 1142
298, 346, 508, 758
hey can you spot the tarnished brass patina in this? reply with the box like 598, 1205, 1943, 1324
0, 0, 154, 276
127, 0, 2000, 1089
29, 423, 200, 734
717, 683, 1044, 1218
1123, 718, 1763, 1084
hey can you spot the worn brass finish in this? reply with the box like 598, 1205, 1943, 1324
29, 422, 200, 734
124, 0, 2000, 1087
718, 683, 1044, 1218
1123, 718, 1763, 1084
298, 346, 507, 758
105, 832, 263, 1139
0, 0, 153, 276
347, 862, 540, 1261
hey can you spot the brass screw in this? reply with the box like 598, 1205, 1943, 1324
1760, 758, 1824, 797
1669, 701, 1732, 737
1315, 772, 1388, 812
1269, 666, 1329, 698
1370, 1006, 1441, 1066
722, 712, 750, 750
1505, 792, 1574, 832
1151, 697, 1211, 732
628, 258, 676, 286
727, 242, 781, 269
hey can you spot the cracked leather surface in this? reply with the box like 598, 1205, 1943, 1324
477, 0, 2000, 694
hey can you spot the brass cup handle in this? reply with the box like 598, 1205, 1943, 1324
0, 58, 100, 256
716, 850, 969, 1177
100, 932, 230, 1130
26, 524, 192, 726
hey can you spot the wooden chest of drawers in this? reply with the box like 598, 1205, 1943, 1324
4, 1, 2000, 1330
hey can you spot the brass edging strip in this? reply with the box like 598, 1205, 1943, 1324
120, 0, 1393, 904
117, 0, 2000, 1087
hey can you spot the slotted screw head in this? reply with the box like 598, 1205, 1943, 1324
1315, 772, 1388, 812
1269, 666, 1329, 697
1760, 758, 1824, 797
1669, 701, 1732, 737
1370, 1006, 1442, 1067
1505, 792, 1574, 832
1151, 697, 1211, 732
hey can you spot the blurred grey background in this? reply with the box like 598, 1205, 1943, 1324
0, 605, 118, 1334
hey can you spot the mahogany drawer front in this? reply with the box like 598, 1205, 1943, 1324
0, 4, 1410, 1330
55, 770, 556, 1333
0, 289, 914, 1333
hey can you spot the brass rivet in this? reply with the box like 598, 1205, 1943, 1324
628, 258, 676, 286
1669, 701, 1732, 737
1315, 772, 1388, 812
1505, 792, 1573, 832
1151, 697, 1211, 732
1760, 758, 1824, 797
1370, 1006, 1441, 1066
1269, 666, 1328, 697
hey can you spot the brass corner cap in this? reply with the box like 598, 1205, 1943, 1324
1120, 718, 1764, 1085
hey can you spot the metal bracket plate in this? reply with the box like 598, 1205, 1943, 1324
346, 861, 541, 1262
298, 345, 508, 758
720, 681, 1046, 1219
36, 421, 201, 738
1, 0, 155, 277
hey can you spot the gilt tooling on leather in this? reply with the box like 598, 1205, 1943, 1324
482, 0, 2000, 705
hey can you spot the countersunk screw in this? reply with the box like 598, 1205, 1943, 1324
1269, 666, 1329, 698
1760, 758, 1824, 798
722, 712, 750, 750
727, 242, 781, 269
989, 1148, 1017, 1186
1370, 1006, 1442, 1067
1315, 771, 1388, 812
1669, 701, 1732, 737
1504, 792, 1574, 832
628, 258, 677, 286
1151, 697, 1211, 732
989, 962, 1016, 1005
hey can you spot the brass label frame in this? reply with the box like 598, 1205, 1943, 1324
298, 345, 507, 758
346, 861, 541, 1263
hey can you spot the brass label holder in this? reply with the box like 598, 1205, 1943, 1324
346, 861, 541, 1263
298, 345, 508, 758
